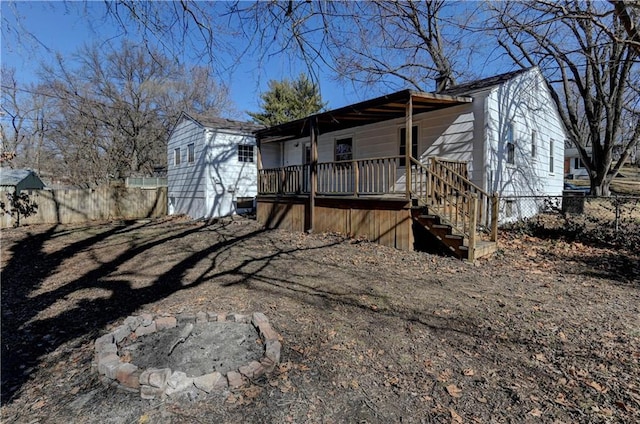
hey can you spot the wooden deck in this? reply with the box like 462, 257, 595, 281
257, 156, 498, 261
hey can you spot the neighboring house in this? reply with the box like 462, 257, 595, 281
254, 67, 566, 260
0, 168, 46, 193
564, 146, 590, 179
167, 112, 263, 220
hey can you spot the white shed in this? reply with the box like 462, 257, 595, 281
167, 113, 263, 220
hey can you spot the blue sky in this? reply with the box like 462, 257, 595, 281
1, 1, 510, 120
1, 1, 364, 120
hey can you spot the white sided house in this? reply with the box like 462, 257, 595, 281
255, 68, 566, 260
167, 113, 262, 220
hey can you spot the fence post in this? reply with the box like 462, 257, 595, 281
491, 193, 499, 242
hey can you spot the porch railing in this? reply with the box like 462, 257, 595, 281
258, 165, 310, 195
317, 156, 401, 195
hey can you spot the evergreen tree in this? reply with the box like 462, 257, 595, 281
249, 74, 326, 126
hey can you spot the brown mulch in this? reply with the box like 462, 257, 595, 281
1, 215, 639, 423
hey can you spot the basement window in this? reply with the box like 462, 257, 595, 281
505, 200, 514, 217
238, 144, 254, 163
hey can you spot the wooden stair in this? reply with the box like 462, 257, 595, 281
412, 210, 497, 261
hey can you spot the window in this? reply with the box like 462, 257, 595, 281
574, 157, 585, 169
187, 143, 195, 163
505, 123, 515, 165
238, 144, 254, 163
507, 142, 515, 164
174, 147, 181, 165
531, 130, 537, 158
399, 126, 418, 166
505, 200, 514, 217
335, 137, 353, 161
549, 139, 555, 173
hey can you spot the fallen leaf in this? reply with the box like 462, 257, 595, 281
438, 369, 453, 382
555, 393, 571, 407
138, 414, 150, 424
462, 368, 475, 376
449, 408, 463, 423
558, 331, 567, 341
528, 408, 543, 417
31, 400, 46, 410
587, 380, 608, 393
534, 353, 548, 362
446, 384, 462, 398
242, 385, 263, 399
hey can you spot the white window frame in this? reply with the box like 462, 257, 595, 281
334, 136, 354, 162
531, 130, 537, 158
505, 123, 515, 165
549, 139, 555, 173
238, 144, 255, 163
174, 147, 181, 165
187, 143, 195, 163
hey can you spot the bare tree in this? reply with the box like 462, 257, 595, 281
487, 0, 639, 195
230, 1, 473, 93
1, 68, 58, 173
35, 41, 233, 187
99, 1, 470, 94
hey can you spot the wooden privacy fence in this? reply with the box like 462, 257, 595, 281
0, 186, 167, 228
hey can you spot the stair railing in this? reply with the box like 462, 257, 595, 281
410, 157, 498, 246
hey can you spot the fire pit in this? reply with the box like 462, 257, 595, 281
94, 312, 282, 400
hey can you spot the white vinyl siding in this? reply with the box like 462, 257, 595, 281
167, 116, 257, 220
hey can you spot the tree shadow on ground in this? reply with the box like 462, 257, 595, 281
1, 215, 346, 405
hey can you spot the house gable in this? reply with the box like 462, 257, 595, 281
481, 67, 566, 198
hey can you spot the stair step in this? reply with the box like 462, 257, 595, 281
432, 224, 451, 230
444, 234, 463, 241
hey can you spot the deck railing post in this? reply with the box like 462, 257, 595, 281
468, 194, 478, 262
353, 160, 359, 196
491, 193, 499, 242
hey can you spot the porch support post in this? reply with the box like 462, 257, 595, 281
256, 137, 263, 194
309, 117, 318, 232
405, 96, 413, 200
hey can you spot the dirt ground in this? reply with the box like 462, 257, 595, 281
1, 215, 639, 423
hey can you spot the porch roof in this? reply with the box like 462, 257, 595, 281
255, 89, 472, 143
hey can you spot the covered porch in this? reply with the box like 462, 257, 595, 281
255, 90, 498, 261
